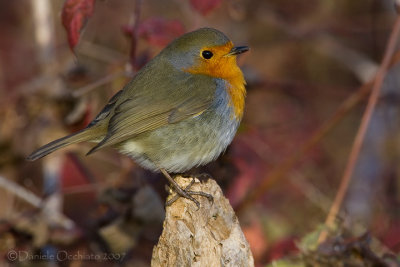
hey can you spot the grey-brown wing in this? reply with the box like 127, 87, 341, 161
87, 71, 216, 154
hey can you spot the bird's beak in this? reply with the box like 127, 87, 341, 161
226, 46, 249, 56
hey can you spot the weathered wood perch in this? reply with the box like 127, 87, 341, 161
151, 176, 254, 267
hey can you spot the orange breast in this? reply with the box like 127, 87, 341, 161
225, 73, 246, 119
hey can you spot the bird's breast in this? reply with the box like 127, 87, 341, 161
224, 75, 246, 120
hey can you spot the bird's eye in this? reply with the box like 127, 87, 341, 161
202, 50, 213, 59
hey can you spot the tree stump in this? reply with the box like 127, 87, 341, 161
151, 176, 254, 267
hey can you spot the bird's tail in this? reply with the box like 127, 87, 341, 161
27, 127, 101, 161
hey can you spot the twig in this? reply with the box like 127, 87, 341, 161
72, 69, 128, 97
0, 176, 42, 207
77, 40, 127, 63
315, 34, 378, 83
317, 11, 400, 245
235, 82, 371, 214
257, 6, 380, 82
0, 176, 74, 229
289, 173, 332, 213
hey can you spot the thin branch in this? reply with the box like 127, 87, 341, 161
258, 7, 379, 82
317, 12, 400, 245
77, 40, 127, 63
0, 176, 75, 229
72, 69, 128, 97
72, 0, 143, 99
0, 176, 42, 207
315, 34, 378, 83
289, 173, 332, 213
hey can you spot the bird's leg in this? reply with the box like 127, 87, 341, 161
166, 178, 196, 206
160, 168, 213, 208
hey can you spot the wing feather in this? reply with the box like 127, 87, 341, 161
87, 60, 217, 154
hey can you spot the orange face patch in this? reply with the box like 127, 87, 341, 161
184, 42, 246, 119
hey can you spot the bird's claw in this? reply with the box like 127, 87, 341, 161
166, 177, 213, 208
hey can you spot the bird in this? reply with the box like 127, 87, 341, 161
27, 27, 249, 207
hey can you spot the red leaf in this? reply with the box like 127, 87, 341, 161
137, 17, 185, 47
190, 0, 222, 16
61, 0, 96, 50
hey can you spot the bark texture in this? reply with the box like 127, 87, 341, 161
151, 176, 254, 267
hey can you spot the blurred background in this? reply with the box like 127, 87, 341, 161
1, 0, 400, 266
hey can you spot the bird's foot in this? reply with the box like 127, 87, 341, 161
160, 169, 213, 208
166, 177, 213, 207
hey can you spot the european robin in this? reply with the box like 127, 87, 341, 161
28, 28, 249, 207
